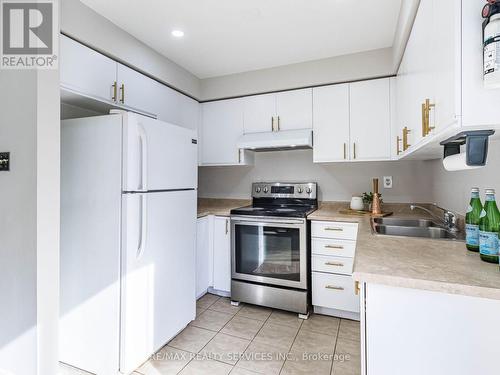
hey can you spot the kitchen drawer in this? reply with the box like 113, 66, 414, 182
311, 221, 358, 240
312, 255, 353, 275
312, 272, 359, 313
312, 238, 356, 258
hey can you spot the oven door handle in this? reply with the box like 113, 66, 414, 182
230, 215, 306, 225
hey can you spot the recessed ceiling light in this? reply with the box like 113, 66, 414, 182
171, 30, 184, 38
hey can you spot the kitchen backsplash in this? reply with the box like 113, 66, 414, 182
198, 149, 433, 203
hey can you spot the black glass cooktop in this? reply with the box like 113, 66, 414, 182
230, 204, 317, 218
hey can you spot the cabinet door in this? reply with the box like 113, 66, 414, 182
60, 35, 117, 102
196, 216, 212, 298
431, 0, 459, 132
154, 84, 182, 125
201, 99, 244, 165
312, 84, 350, 162
243, 93, 276, 134
179, 95, 200, 131
350, 78, 391, 161
213, 216, 231, 293
116, 63, 158, 116
276, 88, 313, 131
461, 0, 500, 127
405, 0, 434, 144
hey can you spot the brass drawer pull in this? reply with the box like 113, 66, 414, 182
324, 227, 343, 231
325, 262, 344, 267
325, 285, 344, 291
325, 245, 344, 249
111, 81, 117, 102
355, 281, 360, 295
120, 83, 125, 104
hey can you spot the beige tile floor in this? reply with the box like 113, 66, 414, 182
60, 293, 361, 375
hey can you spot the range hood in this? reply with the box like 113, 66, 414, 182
237, 129, 313, 152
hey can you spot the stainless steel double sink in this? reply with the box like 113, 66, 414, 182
370, 217, 465, 241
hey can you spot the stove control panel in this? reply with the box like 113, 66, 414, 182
252, 182, 317, 199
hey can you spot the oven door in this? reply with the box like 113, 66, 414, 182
231, 216, 307, 290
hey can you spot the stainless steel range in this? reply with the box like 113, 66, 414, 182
230, 182, 318, 317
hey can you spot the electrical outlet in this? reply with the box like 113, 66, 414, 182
383, 176, 393, 189
0, 152, 9, 171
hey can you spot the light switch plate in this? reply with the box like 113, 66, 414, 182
383, 176, 393, 189
0, 152, 9, 171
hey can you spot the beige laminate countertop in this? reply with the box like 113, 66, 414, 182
309, 202, 500, 301
197, 198, 250, 218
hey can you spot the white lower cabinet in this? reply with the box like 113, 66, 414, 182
196, 215, 212, 298
196, 215, 231, 297
311, 220, 359, 319
212, 216, 231, 293
361, 283, 500, 375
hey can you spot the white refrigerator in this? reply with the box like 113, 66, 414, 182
60, 111, 198, 374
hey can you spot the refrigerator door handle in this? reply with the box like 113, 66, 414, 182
137, 123, 148, 191
136, 194, 148, 259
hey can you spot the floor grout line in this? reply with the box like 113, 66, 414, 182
278, 318, 304, 375
329, 318, 343, 374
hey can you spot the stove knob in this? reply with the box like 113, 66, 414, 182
263, 186, 269, 193
297, 187, 303, 194
306, 187, 312, 194
255, 186, 261, 193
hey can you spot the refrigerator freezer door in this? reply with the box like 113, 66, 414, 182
122, 112, 198, 192
120, 190, 196, 374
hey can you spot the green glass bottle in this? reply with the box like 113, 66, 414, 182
466, 188, 483, 252
479, 188, 500, 263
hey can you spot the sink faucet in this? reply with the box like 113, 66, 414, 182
410, 204, 459, 232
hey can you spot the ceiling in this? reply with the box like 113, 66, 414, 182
81, 0, 402, 79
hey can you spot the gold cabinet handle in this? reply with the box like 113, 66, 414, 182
111, 81, 117, 102
421, 102, 426, 137
396, 136, 402, 155
119, 83, 125, 104
324, 227, 343, 231
325, 285, 344, 291
325, 244, 344, 249
402, 126, 411, 151
325, 262, 344, 267
424, 98, 435, 136
343, 143, 346, 160
355, 280, 360, 295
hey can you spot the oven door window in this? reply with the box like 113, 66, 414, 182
234, 224, 301, 282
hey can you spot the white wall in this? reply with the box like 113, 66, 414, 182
200, 48, 394, 101
430, 140, 500, 215
198, 150, 433, 203
0, 68, 59, 374
0, 70, 38, 375
61, 0, 201, 99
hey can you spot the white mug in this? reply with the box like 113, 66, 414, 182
350, 196, 364, 211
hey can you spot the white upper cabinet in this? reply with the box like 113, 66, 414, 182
432, 0, 459, 132
60, 35, 117, 102
116, 63, 158, 116
394, 0, 500, 159
350, 79, 391, 161
275, 88, 313, 131
243, 93, 276, 133
312, 84, 350, 162
461, 0, 500, 128
243, 89, 312, 133
60, 35, 199, 130
201, 99, 252, 166
178, 95, 200, 131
